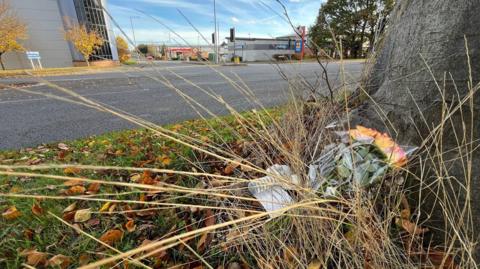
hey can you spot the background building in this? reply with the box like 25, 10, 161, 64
3, 0, 118, 70
226, 37, 297, 62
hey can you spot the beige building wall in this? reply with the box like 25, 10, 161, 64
3, 0, 73, 70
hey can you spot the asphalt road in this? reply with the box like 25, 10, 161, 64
0, 61, 364, 150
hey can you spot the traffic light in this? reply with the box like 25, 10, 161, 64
230, 28, 235, 42
212, 33, 215, 44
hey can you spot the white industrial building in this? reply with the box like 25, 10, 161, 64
3, 0, 118, 70
226, 37, 297, 62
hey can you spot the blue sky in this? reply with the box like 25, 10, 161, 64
108, 0, 323, 46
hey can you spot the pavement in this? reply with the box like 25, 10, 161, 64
0, 61, 364, 150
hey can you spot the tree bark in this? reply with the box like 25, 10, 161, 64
351, 0, 480, 261
0, 54, 5, 70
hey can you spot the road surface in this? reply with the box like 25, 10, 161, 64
0, 61, 363, 149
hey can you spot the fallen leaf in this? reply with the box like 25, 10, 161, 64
74, 208, 92, 223
63, 202, 77, 212
66, 185, 86, 195
79, 254, 91, 265
87, 183, 101, 193
58, 143, 69, 150
396, 218, 429, 235
25, 251, 48, 266
141, 170, 156, 184
125, 219, 136, 233
31, 203, 44, 216
196, 233, 209, 252
99, 202, 112, 212
64, 179, 84, 186
24, 229, 34, 240
158, 155, 172, 166
2, 206, 21, 220
62, 211, 76, 222
130, 173, 141, 182
204, 209, 215, 227
428, 250, 458, 269
307, 259, 322, 269
63, 167, 81, 175
47, 254, 71, 269
99, 229, 123, 245
224, 162, 239, 175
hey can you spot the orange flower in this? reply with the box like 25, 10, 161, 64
382, 146, 407, 168
349, 125, 408, 168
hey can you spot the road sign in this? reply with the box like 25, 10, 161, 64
295, 41, 302, 53
25, 51, 43, 70
26, 51, 41, 60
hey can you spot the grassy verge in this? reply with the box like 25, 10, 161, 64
0, 66, 125, 78
0, 109, 281, 268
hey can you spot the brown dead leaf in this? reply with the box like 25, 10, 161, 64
196, 233, 208, 252
204, 209, 215, 227
25, 250, 48, 266
24, 229, 34, 240
2, 206, 21, 220
130, 173, 141, 182
141, 170, 156, 185
31, 203, 44, 216
66, 185, 86, 195
64, 179, 84, 186
74, 208, 92, 223
99, 229, 123, 245
428, 250, 458, 269
224, 162, 239, 175
87, 183, 101, 193
125, 219, 136, 233
47, 254, 71, 269
79, 253, 91, 266
396, 218, 429, 235
62, 211, 76, 222
63, 167, 81, 175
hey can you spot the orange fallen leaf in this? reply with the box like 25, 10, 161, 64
125, 219, 136, 233
78, 254, 91, 266
141, 170, 156, 185
31, 203, 44, 216
87, 183, 101, 193
66, 185, 86, 195
99, 229, 123, 245
158, 155, 172, 166
25, 250, 48, 266
224, 162, 239, 175
47, 254, 71, 269
62, 211, 76, 222
64, 179, 84, 186
63, 167, 81, 175
396, 218, 429, 235
2, 206, 21, 220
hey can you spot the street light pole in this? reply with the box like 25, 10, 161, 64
130, 16, 139, 60
213, 0, 218, 64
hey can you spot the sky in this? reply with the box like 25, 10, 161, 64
108, 0, 323, 46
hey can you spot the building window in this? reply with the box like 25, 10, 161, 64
73, 0, 113, 60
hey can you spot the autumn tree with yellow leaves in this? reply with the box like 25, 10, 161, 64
0, 0, 28, 70
115, 36, 131, 63
64, 24, 104, 66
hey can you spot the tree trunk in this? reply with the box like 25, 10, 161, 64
351, 0, 480, 262
0, 54, 5, 70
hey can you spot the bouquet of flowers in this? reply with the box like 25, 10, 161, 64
248, 125, 415, 217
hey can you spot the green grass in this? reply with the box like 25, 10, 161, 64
0, 109, 281, 268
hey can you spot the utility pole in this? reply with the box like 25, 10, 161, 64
130, 16, 139, 59
213, 0, 218, 64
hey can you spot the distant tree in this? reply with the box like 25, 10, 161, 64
0, 0, 27, 70
115, 36, 130, 63
64, 24, 104, 66
309, 0, 394, 58
137, 44, 148, 56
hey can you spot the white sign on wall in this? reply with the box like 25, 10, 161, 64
26, 51, 43, 69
